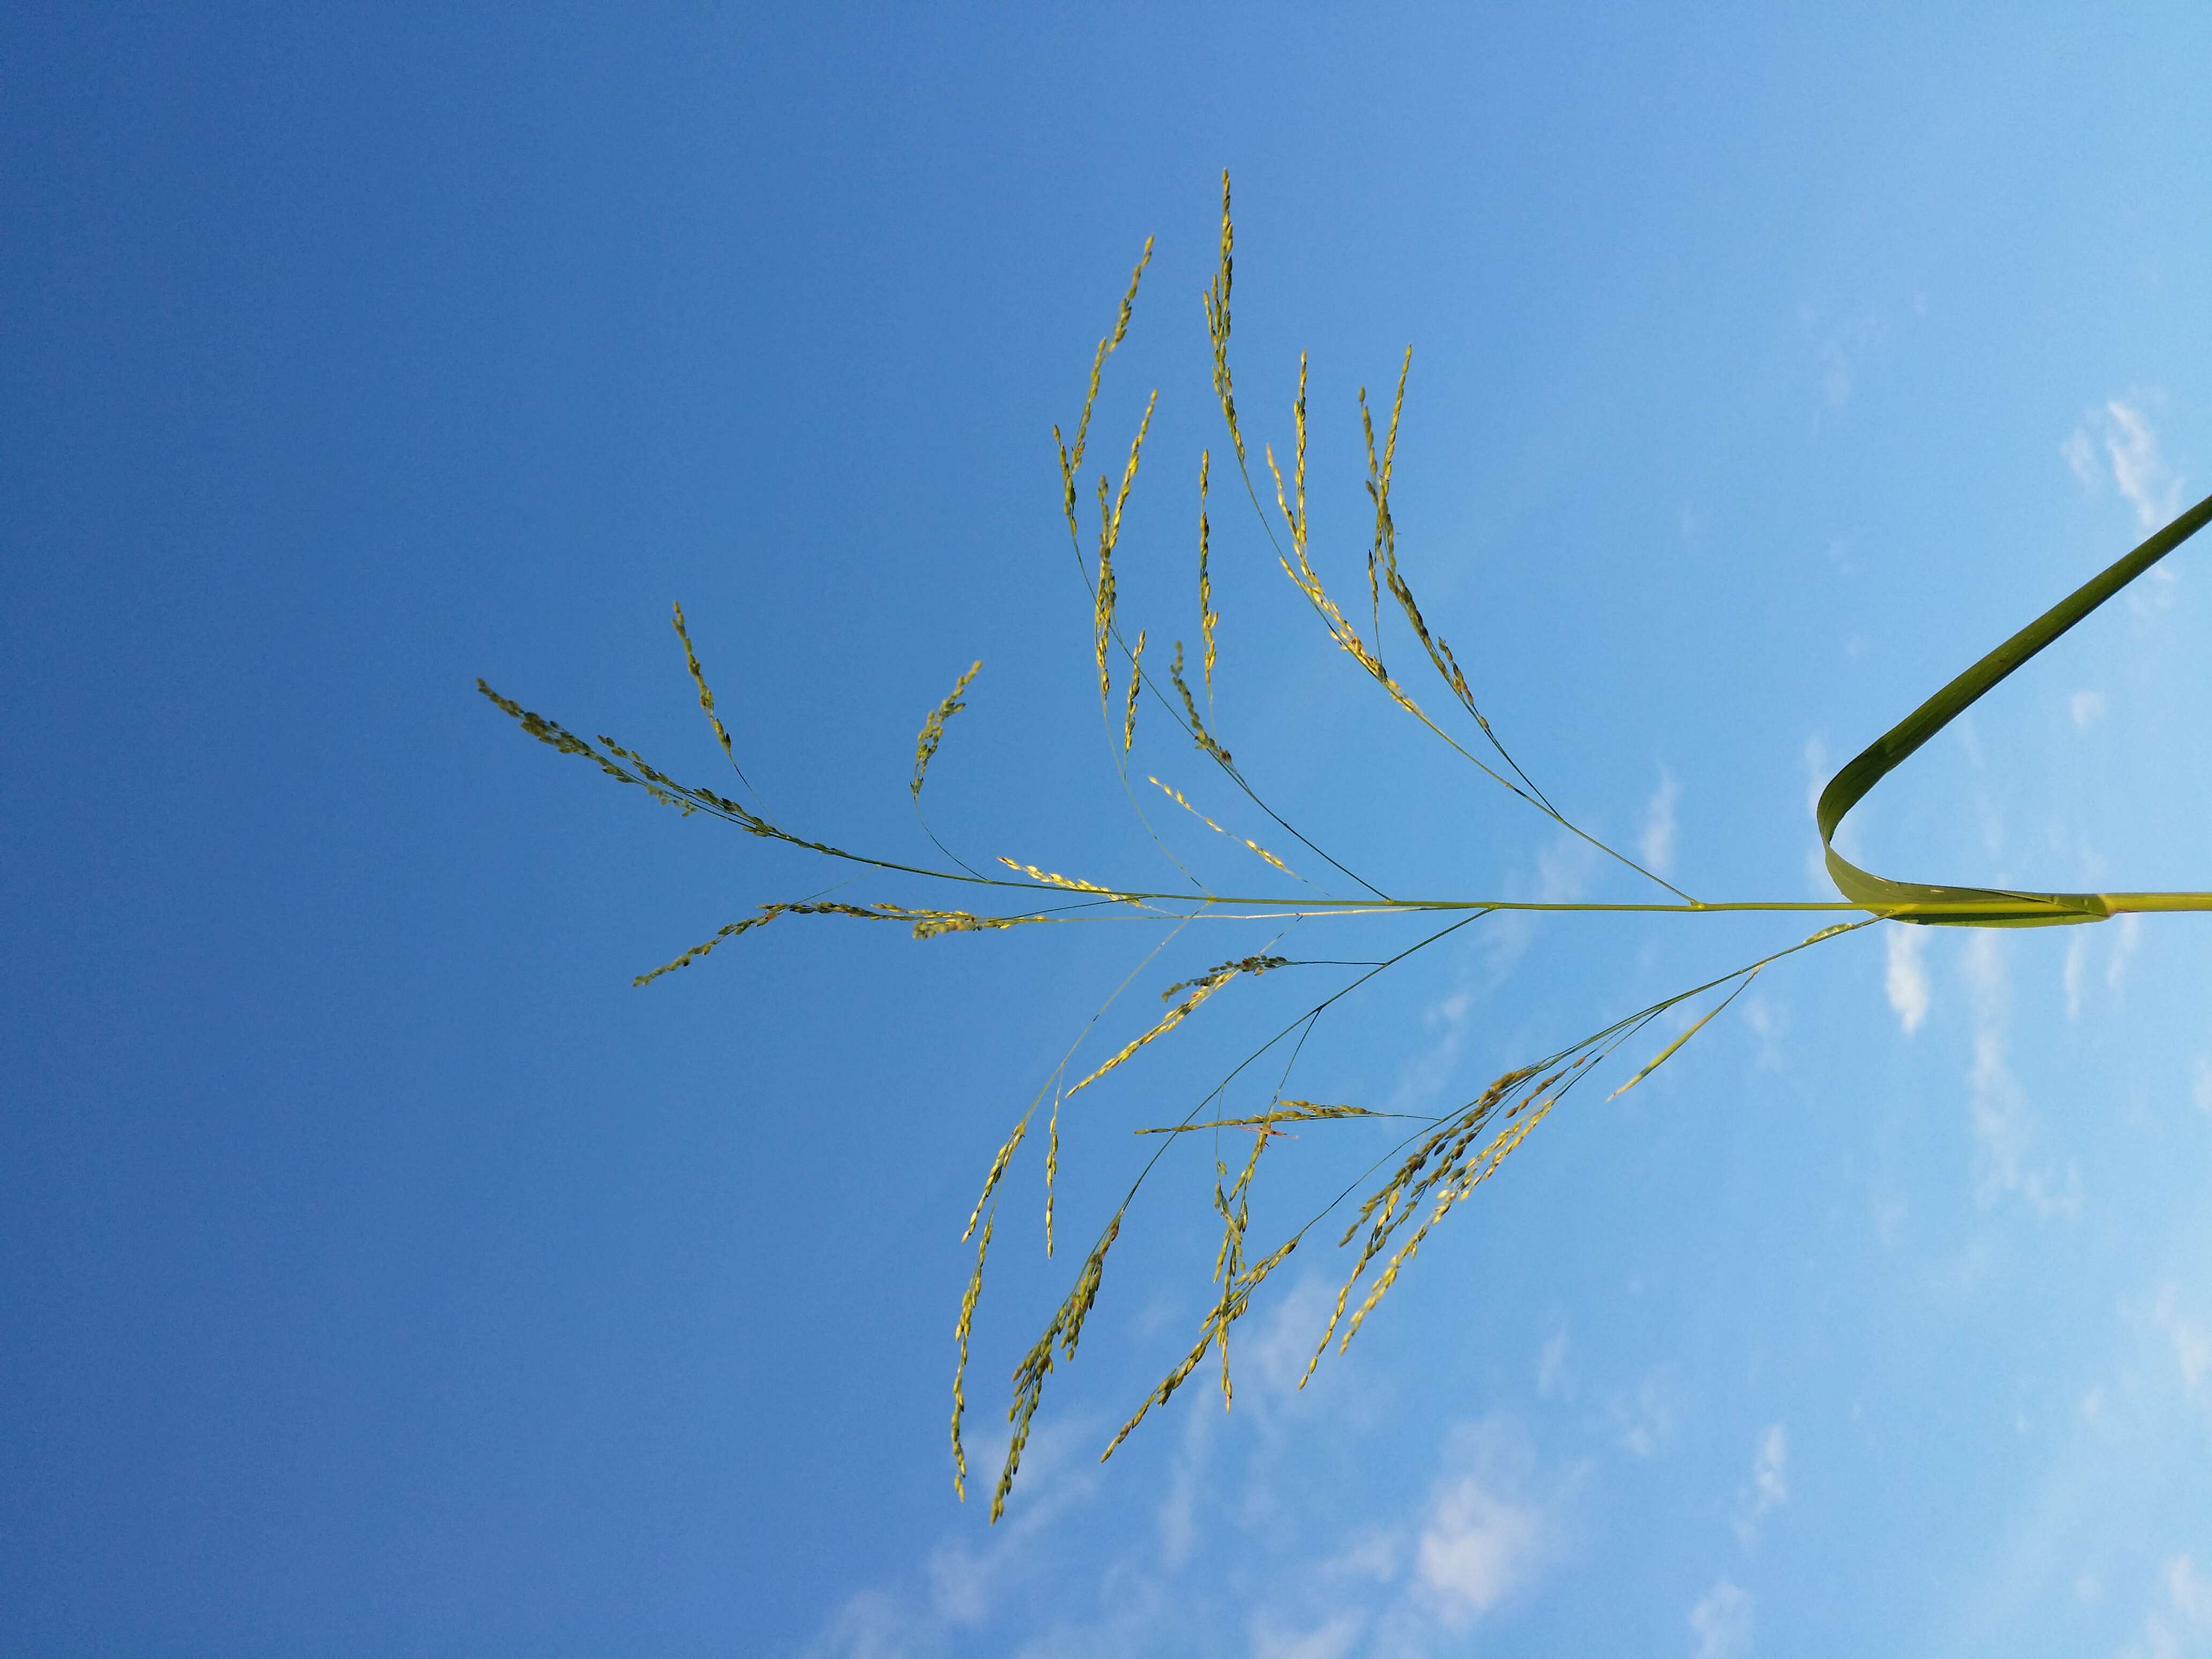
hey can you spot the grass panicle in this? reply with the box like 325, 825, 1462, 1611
670, 602, 762, 805
1149, 775, 1298, 879
1122, 630, 1145, 753
1160, 953, 1289, 1002
638, 899, 1050, 987
913, 659, 982, 799
1202, 170, 1246, 466
996, 1209, 1123, 1521
950, 1207, 993, 1499
997, 856, 1118, 894
483, 174, 2212, 1524
1199, 451, 1219, 703
1064, 967, 1240, 1096
1133, 1101, 1401, 1135
1167, 643, 1232, 766
1094, 392, 1159, 707
1057, 238, 1155, 552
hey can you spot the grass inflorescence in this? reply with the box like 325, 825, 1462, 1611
483, 175, 2212, 1522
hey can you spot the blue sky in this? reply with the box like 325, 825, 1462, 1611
4, 5, 2210, 1655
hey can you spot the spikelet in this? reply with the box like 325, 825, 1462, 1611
995, 1210, 1123, 1521
638, 900, 1047, 987
995, 856, 1118, 894
1301, 1064, 1540, 1386
1201, 170, 1246, 466
1122, 630, 1145, 753
1167, 644, 1232, 766
963, 1117, 1029, 1242
481, 681, 716, 818
1254, 356, 1481, 750
1359, 352, 1493, 738
1094, 477, 1115, 706
632, 906, 789, 986
1297, 1056, 1593, 1387
1102, 1228, 1299, 1460
1057, 238, 1155, 551
1607, 968, 1763, 1100
1044, 1092, 1060, 1257
1095, 392, 1158, 707
1065, 966, 1244, 1096
1159, 953, 1289, 1002
913, 660, 983, 799
670, 602, 763, 801
950, 1206, 993, 1499
1133, 1102, 1386, 1136
899, 907, 1042, 940
1198, 451, 1219, 703
1147, 775, 1297, 879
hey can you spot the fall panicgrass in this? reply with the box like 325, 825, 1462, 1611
484, 176, 2212, 1522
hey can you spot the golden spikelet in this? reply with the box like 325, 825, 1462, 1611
670, 602, 762, 800
638, 899, 1045, 987
1167, 644, 1232, 766
1198, 451, 1219, 703
1201, 170, 1245, 466
1058, 238, 1156, 551
913, 659, 982, 799
1122, 630, 1145, 753
632, 906, 789, 986
1159, 953, 1288, 1002
1094, 392, 1158, 707
1147, 775, 1298, 880
1065, 967, 1240, 1096
964, 1117, 1029, 1242
1102, 1225, 1299, 1461
1294, 1055, 1593, 1387
1606, 969, 1763, 1100
1044, 1093, 1060, 1257
950, 1206, 993, 1499
1133, 1102, 1386, 1135
995, 1210, 1123, 1521
995, 856, 1117, 894
899, 907, 1042, 940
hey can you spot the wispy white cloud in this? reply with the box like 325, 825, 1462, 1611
1537, 1327, 1571, 1400
1481, 829, 1597, 990
1961, 931, 2078, 1216
2170, 1555, 2212, 1625
2117, 1553, 2212, 1659
1611, 1367, 1679, 1460
2063, 933, 2089, 1021
1391, 988, 1475, 1114
2151, 1283, 2211, 1401
1733, 1423, 1789, 1548
2069, 689, 2106, 729
1885, 924, 1930, 1035
2106, 912, 2143, 998
1740, 995, 1787, 1070
1155, 1404, 1209, 1571
2193, 1056, 2212, 1116
1872, 1193, 1907, 1247
1690, 1580, 1754, 1659
1249, 1610, 1364, 1659
806, 1415, 1105, 1658
1412, 1417, 1574, 1629
2061, 427, 2100, 490
2065, 395, 2186, 529
2107, 401, 2185, 529
1805, 308, 1887, 408
1641, 768, 1681, 877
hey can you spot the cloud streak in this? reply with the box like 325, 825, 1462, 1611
1641, 768, 1680, 878
1690, 1580, 1754, 1659
2065, 395, 2186, 529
